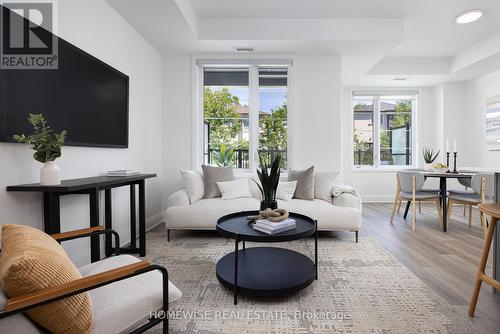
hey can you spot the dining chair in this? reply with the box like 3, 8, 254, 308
390, 171, 443, 230
395, 168, 439, 214
447, 173, 494, 236
457, 170, 478, 215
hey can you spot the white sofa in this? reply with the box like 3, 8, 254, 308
165, 172, 362, 241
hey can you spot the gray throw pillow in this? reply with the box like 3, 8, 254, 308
202, 165, 234, 198
288, 166, 315, 200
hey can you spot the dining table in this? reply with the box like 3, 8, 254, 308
402, 172, 474, 232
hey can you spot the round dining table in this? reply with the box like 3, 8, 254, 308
402, 172, 474, 232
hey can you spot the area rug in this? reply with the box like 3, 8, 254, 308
145, 232, 480, 333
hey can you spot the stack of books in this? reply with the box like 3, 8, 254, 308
106, 170, 139, 177
253, 218, 296, 235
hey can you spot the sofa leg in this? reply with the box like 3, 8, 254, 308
355, 231, 358, 243
167, 229, 170, 242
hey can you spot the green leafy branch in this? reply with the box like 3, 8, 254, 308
13, 113, 67, 163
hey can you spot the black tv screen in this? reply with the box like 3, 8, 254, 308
0, 11, 129, 148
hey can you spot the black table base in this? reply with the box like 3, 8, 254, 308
7, 174, 156, 262
216, 247, 316, 299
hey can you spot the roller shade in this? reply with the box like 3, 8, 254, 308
353, 90, 419, 97
204, 68, 249, 86
259, 68, 287, 86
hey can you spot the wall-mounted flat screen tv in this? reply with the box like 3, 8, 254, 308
0, 7, 129, 148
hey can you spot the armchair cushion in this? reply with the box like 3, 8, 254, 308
0, 224, 93, 334
78, 255, 182, 334
0, 288, 46, 334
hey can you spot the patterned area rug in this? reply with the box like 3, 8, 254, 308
145, 231, 480, 333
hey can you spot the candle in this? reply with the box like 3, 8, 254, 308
453, 140, 457, 153
446, 140, 449, 153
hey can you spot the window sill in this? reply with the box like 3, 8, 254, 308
350, 166, 416, 173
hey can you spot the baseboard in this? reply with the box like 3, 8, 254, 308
361, 195, 395, 203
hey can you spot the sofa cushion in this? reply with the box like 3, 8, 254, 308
165, 198, 260, 229
180, 169, 204, 203
0, 224, 93, 334
78, 255, 181, 334
278, 199, 361, 231
288, 166, 315, 200
202, 165, 234, 198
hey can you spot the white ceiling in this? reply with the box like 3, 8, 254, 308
107, 0, 500, 86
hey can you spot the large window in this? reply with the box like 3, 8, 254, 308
203, 66, 289, 169
352, 92, 416, 168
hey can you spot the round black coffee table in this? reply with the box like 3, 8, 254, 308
216, 210, 318, 304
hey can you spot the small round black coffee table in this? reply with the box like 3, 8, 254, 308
216, 210, 318, 304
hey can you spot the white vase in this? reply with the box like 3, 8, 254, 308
40, 161, 61, 185
423, 163, 434, 172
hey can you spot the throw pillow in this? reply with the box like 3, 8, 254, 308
202, 165, 234, 198
217, 178, 253, 200
315, 171, 342, 203
288, 166, 315, 200
276, 181, 297, 201
0, 224, 93, 334
180, 169, 204, 203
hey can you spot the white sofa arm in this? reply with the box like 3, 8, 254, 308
167, 190, 191, 208
332, 192, 362, 211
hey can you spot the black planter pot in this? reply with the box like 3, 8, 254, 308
260, 200, 278, 210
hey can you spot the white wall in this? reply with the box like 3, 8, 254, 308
162, 54, 193, 204
463, 69, 500, 167
0, 0, 163, 266
162, 53, 343, 200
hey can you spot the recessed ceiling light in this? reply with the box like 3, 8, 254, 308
234, 47, 255, 53
455, 10, 483, 24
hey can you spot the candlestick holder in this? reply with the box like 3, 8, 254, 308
446, 152, 451, 173
452, 152, 458, 174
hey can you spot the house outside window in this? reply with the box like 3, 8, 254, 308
202, 65, 289, 170
352, 91, 417, 169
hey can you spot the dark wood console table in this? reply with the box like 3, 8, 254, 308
7, 174, 156, 262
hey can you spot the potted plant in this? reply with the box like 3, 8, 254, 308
13, 113, 67, 185
254, 154, 281, 210
422, 148, 439, 171
213, 144, 235, 166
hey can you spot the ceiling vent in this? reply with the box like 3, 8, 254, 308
234, 47, 255, 53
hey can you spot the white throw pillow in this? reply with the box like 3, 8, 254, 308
180, 169, 204, 203
276, 181, 297, 201
315, 172, 342, 203
216, 178, 253, 200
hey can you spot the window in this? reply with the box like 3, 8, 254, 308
202, 65, 289, 169
352, 92, 416, 168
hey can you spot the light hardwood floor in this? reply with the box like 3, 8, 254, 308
352, 203, 500, 334
153, 203, 500, 333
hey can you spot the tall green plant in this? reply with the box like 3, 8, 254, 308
254, 154, 281, 202
213, 144, 235, 166
13, 113, 67, 163
422, 147, 440, 164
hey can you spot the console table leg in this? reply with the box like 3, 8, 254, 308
130, 184, 137, 249
234, 237, 239, 305
104, 189, 112, 257
43, 192, 61, 234
315, 220, 318, 280
138, 180, 146, 257
89, 188, 100, 263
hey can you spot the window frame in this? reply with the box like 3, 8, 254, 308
194, 60, 293, 172
350, 91, 418, 171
